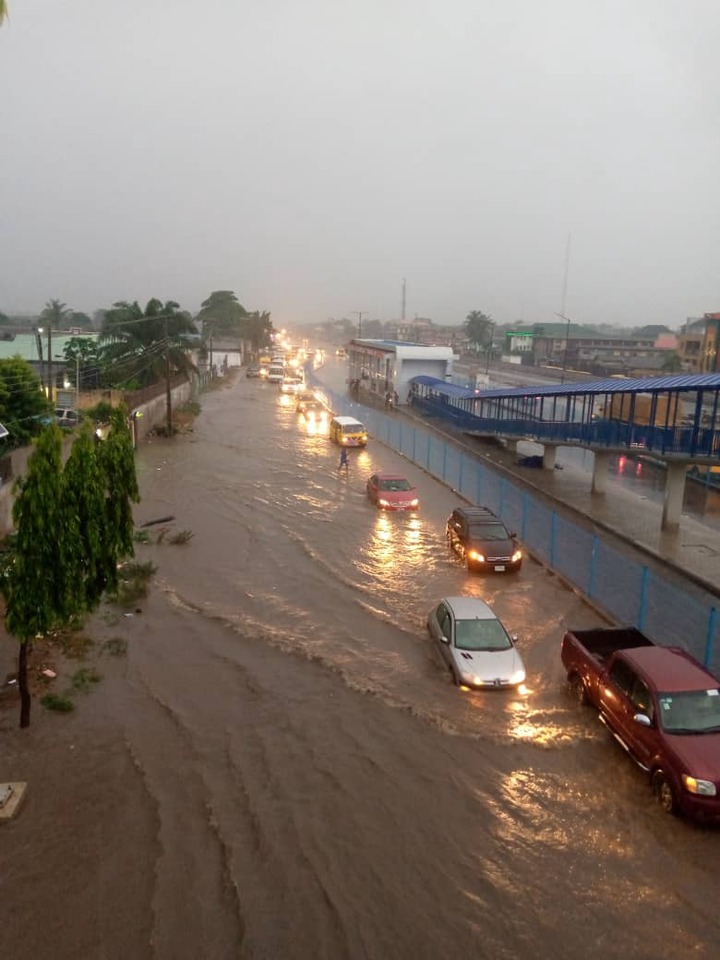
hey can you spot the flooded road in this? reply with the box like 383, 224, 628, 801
3, 371, 720, 959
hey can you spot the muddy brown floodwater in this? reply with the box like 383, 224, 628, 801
2, 372, 720, 960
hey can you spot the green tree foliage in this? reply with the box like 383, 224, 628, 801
40, 298, 73, 329
196, 291, 247, 339
62, 336, 102, 389
0, 357, 51, 447
464, 310, 493, 353
62, 426, 109, 608
5, 427, 75, 726
99, 298, 197, 388
239, 310, 274, 350
0, 310, 11, 325
97, 407, 140, 590
69, 311, 93, 330
3, 409, 141, 728
661, 352, 683, 373
0, 1, 7, 25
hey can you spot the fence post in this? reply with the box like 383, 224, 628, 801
550, 512, 557, 568
704, 607, 718, 669
589, 535, 599, 598
637, 566, 649, 630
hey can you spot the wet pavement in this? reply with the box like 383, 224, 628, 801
342, 383, 720, 603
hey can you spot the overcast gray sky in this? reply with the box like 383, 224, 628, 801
1, 0, 718, 330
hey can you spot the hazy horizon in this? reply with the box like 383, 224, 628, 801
1, 1, 718, 331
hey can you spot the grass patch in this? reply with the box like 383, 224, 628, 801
112, 559, 157, 606
168, 529, 193, 545
181, 401, 201, 416
57, 631, 94, 661
41, 693, 75, 713
102, 637, 128, 657
133, 529, 151, 544
71, 667, 102, 693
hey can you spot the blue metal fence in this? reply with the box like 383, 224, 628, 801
311, 374, 720, 674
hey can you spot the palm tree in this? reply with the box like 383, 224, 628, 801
0, 2, 8, 26
464, 310, 493, 354
39, 298, 72, 330
99, 298, 197, 388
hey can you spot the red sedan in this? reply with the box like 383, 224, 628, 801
366, 473, 419, 510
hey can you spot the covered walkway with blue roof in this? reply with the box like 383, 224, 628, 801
409, 372, 720, 530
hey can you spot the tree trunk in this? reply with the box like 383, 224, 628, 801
18, 642, 31, 728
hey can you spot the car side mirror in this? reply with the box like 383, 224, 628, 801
440, 634, 450, 644
633, 713, 652, 727
511, 633, 519, 642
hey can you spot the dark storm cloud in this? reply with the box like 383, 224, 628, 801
0, 0, 718, 328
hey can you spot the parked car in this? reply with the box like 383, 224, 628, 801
55, 408, 80, 429
562, 625, 720, 819
446, 505, 522, 573
366, 473, 419, 510
427, 596, 526, 689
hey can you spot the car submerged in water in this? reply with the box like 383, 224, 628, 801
427, 596, 526, 690
366, 473, 419, 510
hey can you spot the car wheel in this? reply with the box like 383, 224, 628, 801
652, 772, 678, 816
569, 674, 587, 706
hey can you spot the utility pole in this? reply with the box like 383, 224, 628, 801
164, 314, 172, 435
557, 233, 572, 385
401, 278, 406, 322
209, 334, 213, 379
46, 326, 53, 402
352, 311, 366, 338
36, 329, 46, 392
75, 355, 80, 412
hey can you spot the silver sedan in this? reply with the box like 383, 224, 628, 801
427, 596, 526, 689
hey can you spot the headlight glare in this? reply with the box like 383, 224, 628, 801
682, 775, 717, 796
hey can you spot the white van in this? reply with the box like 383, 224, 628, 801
267, 363, 285, 383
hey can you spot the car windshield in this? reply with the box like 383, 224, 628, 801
342, 424, 362, 433
658, 689, 720, 733
468, 523, 509, 541
378, 478, 412, 492
454, 618, 512, 651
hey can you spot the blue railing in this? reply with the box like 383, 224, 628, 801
414, 394, 720, 459
310, 373, 720, 674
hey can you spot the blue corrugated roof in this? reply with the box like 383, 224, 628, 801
411, 372, 720, 401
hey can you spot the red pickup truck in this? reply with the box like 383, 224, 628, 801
561, 626, 720, 819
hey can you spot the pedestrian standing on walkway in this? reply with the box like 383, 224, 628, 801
338, 446, 349, 473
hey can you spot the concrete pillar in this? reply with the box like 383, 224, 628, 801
542, 444, 557, 470
662, 462, 687, 532
592, 450, 611, 495
504, 438, 518, 454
